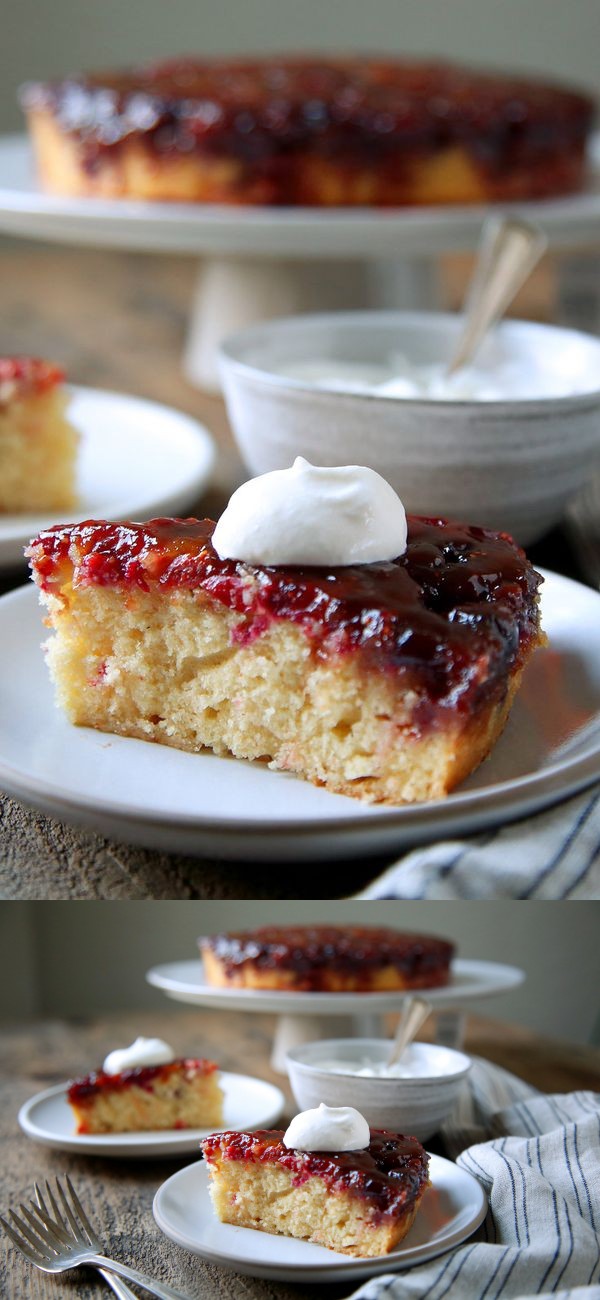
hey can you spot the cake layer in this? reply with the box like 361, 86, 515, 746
27, 514, 544, 805
21, 57, 594, 205
201, 925, 454, 991
202, 1128, 429, 1257
68, 1058, 223, 1133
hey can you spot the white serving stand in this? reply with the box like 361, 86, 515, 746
1, 134, 599, 389
146, 958, 524, 1072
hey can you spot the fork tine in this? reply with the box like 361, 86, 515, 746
65, 1175, 97, 1247
18, 1203, 62, 1253
33, 1185, 72, 1247
8, 1208, 53, 1259
55, 1178, 85, 1242
0, 1213, 41, 1264
44, 1179, 69, 1234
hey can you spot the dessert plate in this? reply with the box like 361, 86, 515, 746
1, 568, 600, 861
0, 132, 599, 254
146, 957, 524, 1014
153, 1154, 487, 1282
18, 1072, 284, 1158
0, 385, 215, 568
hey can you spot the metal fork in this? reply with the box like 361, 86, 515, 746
0, 1175, 191, 1299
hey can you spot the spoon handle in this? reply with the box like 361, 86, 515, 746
446, 215, 548, 377
386, 996, 432, 1069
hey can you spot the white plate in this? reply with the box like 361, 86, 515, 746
146, 958, 524, 1014
153, 1154, 486, 1282
17, 1072, 284, 1158
0, 385, 215, 568
0, 133, 599, 256
1, 568, 600, 862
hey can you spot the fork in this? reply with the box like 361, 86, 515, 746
0, 1175, 191, 1299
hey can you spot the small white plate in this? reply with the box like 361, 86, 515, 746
153, 1154, 487, 1282
146, 957, 524, 1014
18, 1072, 284, 1158
0, 385, 215, 568
1, 568, 600, 863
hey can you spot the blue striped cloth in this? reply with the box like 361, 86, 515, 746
357, 787, 600, 900
347, 1059, 600, 1300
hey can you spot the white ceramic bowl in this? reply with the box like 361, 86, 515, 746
285, 1038, 471, 1142
219, 310, 600, 545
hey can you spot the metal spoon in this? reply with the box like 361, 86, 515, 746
386, 995, 432, 1069
446, 215, 548, 378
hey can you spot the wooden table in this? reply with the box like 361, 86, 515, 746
2, 1006, 599, 1300
0, 243, 585, 898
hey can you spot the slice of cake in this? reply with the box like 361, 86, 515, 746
67, 1038, 223, 1133
27, 460, 544, 805
0, 357, 78, 513
202, 1109, 430, 1257
200, 925, 454, 991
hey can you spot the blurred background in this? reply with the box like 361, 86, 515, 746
1, 901, 599, 1045
2, 0, 600, 133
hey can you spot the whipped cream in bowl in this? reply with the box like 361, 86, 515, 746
220, 309, 600, 546
286, 1038, 472, 1142
103, 1036, 175, 1076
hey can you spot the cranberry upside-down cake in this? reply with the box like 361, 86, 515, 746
202, 1127, 430, 1257
67, 1058, 223, 1134
21, 56, 594, 205
0, 358, 78, 513
28, 509, 544, 806
200, 925, 454, 992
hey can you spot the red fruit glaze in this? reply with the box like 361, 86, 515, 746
204, 925, 453, 989
202, 1128, 429, 1218
28, 514, 543, 715
0, 356, 64, 400
67, 1057, 216, 1105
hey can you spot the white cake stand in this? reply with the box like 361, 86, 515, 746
146, 958, 524, 1072
1, 133, 599, 389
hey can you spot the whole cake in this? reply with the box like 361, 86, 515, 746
202, 1112, 430, 1257
200, 925, 454, 991
66, 1038, 223, 1134
0, 357, 78, 513
27, 460, 545, 806
21, 56, 594, 205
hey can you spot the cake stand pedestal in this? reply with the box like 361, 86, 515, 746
146, 958, 524, 1074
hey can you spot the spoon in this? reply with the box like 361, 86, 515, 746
445, 214, 548, 378
386, 995, 432, 1070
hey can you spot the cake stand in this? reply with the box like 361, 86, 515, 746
146, 957, 525, 1072
1, 133, 599, 390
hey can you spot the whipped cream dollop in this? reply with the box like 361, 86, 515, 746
102, 1037, 175, 1076
211, 457, 407, 566
277, 354, 584, 401
283, 1103, 370, 1152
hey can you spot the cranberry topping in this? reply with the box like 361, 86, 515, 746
0, 356, 64, 400
20, 57, 594, 202
28, 514, 543, 715
202, 1128, 429, 1217
67, 1057, 215, 1105
203, 925, 453, 988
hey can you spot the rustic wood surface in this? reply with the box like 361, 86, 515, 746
2, 1006, 600, 1300
0, 242, 588, 899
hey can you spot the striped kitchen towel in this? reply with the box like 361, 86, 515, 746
357, 786, 600, 900
346, 1059, 600, 1300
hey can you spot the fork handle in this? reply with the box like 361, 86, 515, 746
98, 1267, 140, 1300
92, 1254, 192, 1300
